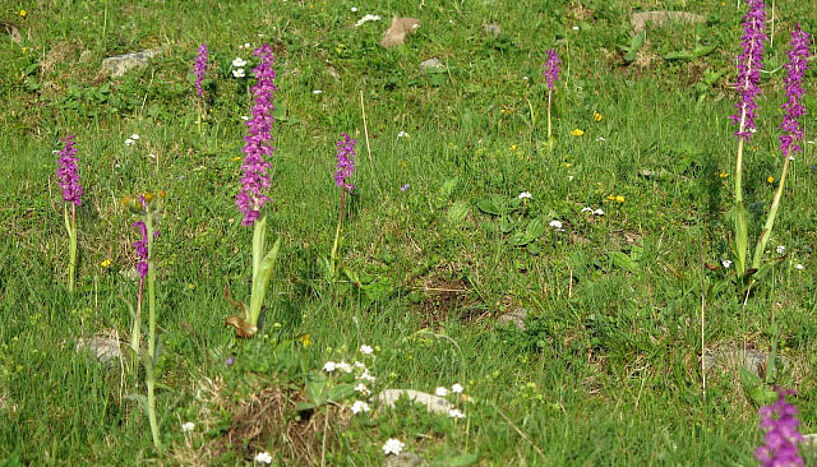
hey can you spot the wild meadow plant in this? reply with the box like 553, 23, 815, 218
123, 192, 164, 448
329, 133, 356, 280
755, 388, 804, 466
230, 44, 281, 337
194, 43, 208, 131
730, 0, 767, 278
729, 1, 810, 284
55, 133, 83, 292
542, 49, 561, 150
751, 25, 810, 271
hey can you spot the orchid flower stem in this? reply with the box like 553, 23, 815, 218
64, 204, 78, 293
752, 156, 791, 270
144, 211, 160, 449
546, 90, 552, 140
330, 191, 346, 280
734, 136, 748, 276
247, 214, 280, 330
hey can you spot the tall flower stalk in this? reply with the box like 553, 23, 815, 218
755, 387, 804, 466
55, 133, 83, 292
124, 193, 163, 448
233, 44, 281, 335
330, 133, 356, 279
730, 0, 767, 276
194, 43, 209, 132
542, 49, 561, 145
751, 25, 809, 270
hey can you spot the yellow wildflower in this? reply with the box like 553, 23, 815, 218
767, 176, 775, 183
510, 144, 518, 151
187, 283, 196, 290
231, 156, 242, 162
607, 194, 616, 201
593, 111, 603, 122
298, 333, 311, 347
563, 162, 572, 168
21, 47, 29, 54
100, 259, 112, 268
615, 195, 625, 203
571, 129, 584, 136
19, 9, 26, 17
718, 172, 729, 178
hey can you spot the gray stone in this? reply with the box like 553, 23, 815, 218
419, 57, 444, 72
377, 389, 453, 415
497, 307, 528, 330
76, 334, 124, 363
100, 49, 160, 77
384, 452, 423, 467
703, 348, 786, 376
631, 11, 705, 33
484, 24, 501, 37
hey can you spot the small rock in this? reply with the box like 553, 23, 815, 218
377, 389, 453, 414
703, 348, 786, 377
384, 452, 423, 467
497, 307, 528, 330
631, 11, 705, 33
638, 169, 671, 180
76, 332, 124, 363
419, 57, 444, 71
484, 23, 501, 37
380, 17, 420, 48
100, 49, 160, 77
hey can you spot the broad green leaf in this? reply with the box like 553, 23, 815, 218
609, 251, 639, 273
447, 201, 470, 225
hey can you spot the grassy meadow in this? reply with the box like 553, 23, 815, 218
1, 0, 816, 464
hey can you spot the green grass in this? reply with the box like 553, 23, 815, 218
2, 0, 817, 464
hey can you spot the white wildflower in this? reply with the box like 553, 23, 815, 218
572, 25, 579, 31
435, 386, 448, 397
722, 259, 733, 269
241, 116, 250, 121
593, 209, 605, 216
146, 153, 156, 160
382, 438, 405, 456
130, 134, 140, 140
354, 383, 370, 395
312, 89, 323, 94
359, 344, 374, 355
323, 361, 337, 372
518, 192, 532, 200
351, 7, 358, 12
795, 264, 804, 270
232, 58, 247, 68
124, 138, 136, 146
549, 220, 563, 230
448, 408, 466, 419
567, 175, 575, 181
254, 451, 272, 464
581, 207, 593, 213
397, 131, 409, 138
354, 360, 367, 369
232, 68, 246, 78
359, 370, 376, 382
351, 400, 370, 414
181, 422, 195, 433
451, 383, 464, 394
355, 14, 382, 27
776, 245, 786, 254
336, 361, 353, 373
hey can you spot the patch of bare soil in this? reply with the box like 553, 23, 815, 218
416, 278, 486, 326
206, 384, 348, 464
